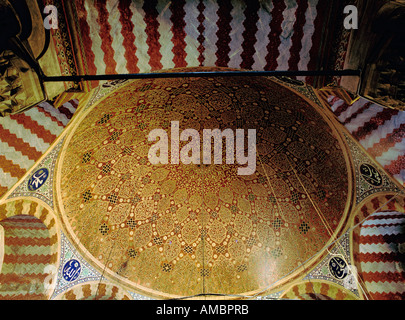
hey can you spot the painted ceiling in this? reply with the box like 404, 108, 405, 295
1, 71, 404, 300
55, 69, 350, 297
44, 0, 348, 91
0, 0, 404, 301
71, 0, 329, 77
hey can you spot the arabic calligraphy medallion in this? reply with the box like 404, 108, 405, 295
360, 164, 382, 187
28, 168, 49, 191
329, 256, 348, 280
63, 259, 82, 282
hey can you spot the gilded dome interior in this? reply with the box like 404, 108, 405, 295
0, 0, 404, 302
55, 68, 350, 298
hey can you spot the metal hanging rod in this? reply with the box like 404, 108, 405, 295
42, 69, 361, 82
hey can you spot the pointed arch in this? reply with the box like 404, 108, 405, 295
351, 194, 405, 300
0, 198, 60, 300
280, 280, 359, 300
56, 281, 132, 300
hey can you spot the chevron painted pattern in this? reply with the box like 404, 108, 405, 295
281, 281, 359, 300
0, 215, 52, 300
60, 282, 131, 300
70, 0, 333, 88
318, 92, 405, 186
355, 211, 405, 300
0, 199, 59, 300
351, 194, 405, 300
0, 100, 78, 198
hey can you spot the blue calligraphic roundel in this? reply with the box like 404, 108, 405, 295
62, 259, 82, 282
27, 168, 49, 191
328, 256, 348, 280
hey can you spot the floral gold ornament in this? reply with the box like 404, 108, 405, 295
55, 67, 351, 299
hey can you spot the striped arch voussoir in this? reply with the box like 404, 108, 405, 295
0, 199, 59, 264
354, 194, 405, 225
280, 280, 359, 300
352, 194, 405, 265
59, 282, 131, 300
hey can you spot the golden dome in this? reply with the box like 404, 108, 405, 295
55, 67, 350, 298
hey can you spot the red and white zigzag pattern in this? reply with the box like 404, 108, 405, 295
0, 215, 54, 300
322, 94, 405, 186
357, 211, 405, 300
0, 100, 78, 197
73, 0, 327, 86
